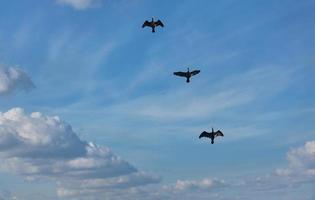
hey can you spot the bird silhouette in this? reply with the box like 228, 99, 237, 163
199, 128, 224, 144
173, 68, 200, 83
142, 18, 164, 33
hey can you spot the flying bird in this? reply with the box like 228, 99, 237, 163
142, 18, 164, 33
173, 68, 200, 83
199, 128, 224, 144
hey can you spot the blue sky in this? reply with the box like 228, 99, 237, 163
0, 0, 314, 199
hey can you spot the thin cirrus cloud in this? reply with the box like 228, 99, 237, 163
0, 107, 160, 199
55, 0, 104, 10
0, 66, 35, 95
108, 65, 293, 121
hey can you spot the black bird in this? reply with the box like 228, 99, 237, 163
173, 68, 200, 83
199, 128, 224, 144
142, 18, 164, 33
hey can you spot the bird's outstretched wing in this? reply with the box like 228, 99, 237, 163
199, 131, 210, 139
214, 130, 224, 137
142, 21, 151, 28
155, 20, 164, 27
174, 71, 188, 77
190, 70, 200, 76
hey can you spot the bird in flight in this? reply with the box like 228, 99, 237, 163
142, 18, 164, 33
173, 68, 200, 83
199, 128, 224, 144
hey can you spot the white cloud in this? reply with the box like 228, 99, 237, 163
275, 141, 315, 180
157, 141, 315, 200
64, 177, 227, 200
0, 108, 159, 198
166, 178, 226, 192
233, 141, 315, 196
56, 0, 103, 10
57, 172, 161, 198
0, 108, 313, 200
0, 66, 35, 95
225, 141, 315, 199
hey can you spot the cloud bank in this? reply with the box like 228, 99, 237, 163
0, 66, 35, 95
0, 108, 313, 199
0, 108, 159, 199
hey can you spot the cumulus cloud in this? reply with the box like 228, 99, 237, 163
275, 141, 315, 181
0, 66, 35, 95
222, 141, 315, 200
0, 108, 159, 198
234, 141, 315, 195
56, 0, 103, 10
159, 141, 315, 200
1, 107, 313, 199
167, 178, 226, 191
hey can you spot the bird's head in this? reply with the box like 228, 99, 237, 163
187, 67, 190, 72
212, 127, 214, 133
151, 17, 154, 22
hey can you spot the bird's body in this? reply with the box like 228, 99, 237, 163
142, 18, 164, 32
199, 128, 224, 144
173, 68, 200, 83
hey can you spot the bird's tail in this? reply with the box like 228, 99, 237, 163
186, 78, 190, 83
152, 27, 155, 33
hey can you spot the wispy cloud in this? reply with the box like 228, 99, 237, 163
56, 0, 104, 10
109, 65, 293, 121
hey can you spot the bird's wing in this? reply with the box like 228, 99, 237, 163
156, 20, 164, 27
174, 71, 187, 77
190, 70, 200, 76
215, 130, 224, 137
199, 131, 210, 139
142, 21, 151, 28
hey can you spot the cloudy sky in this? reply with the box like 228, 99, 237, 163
0, 0, 314, 199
